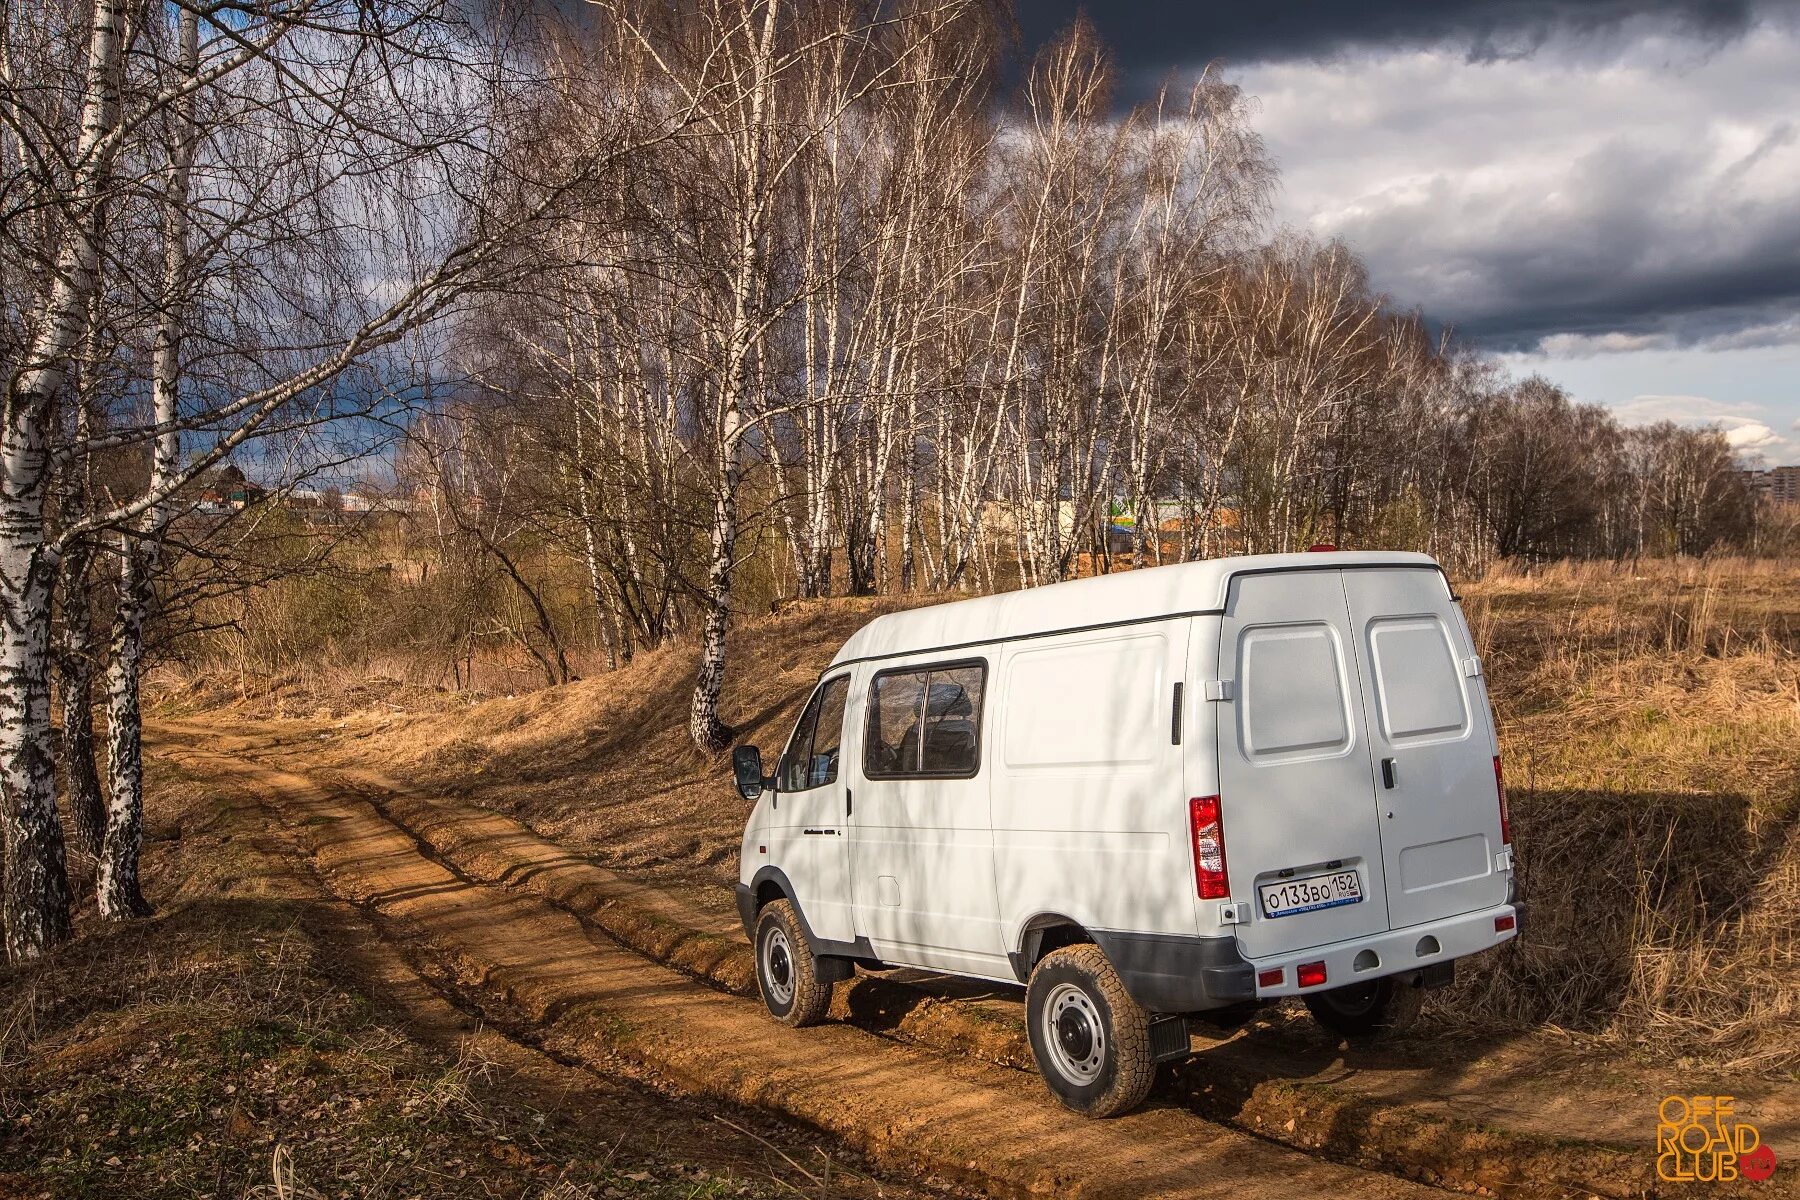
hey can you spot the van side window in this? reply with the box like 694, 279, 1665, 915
864, 661, 985, 779
777, 675, 850, 792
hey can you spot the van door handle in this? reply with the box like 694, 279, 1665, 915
845, 788, 853, 818
1381, 758, 1397, 789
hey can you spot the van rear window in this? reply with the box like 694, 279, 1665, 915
1237, 623, 1353, 761
864, 661, 985, 779
1366, 616, 1470, 743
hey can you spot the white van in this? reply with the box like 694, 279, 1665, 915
731, 551, 1521, 1117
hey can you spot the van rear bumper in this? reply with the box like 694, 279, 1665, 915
1247, 901, 1522, 1000
1093, 902, 1522, 1014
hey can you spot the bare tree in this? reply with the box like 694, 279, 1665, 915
0, 0, 614, 957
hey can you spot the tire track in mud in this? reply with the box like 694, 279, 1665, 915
261, 754, 1652, 1200
156, 764, 928, 1198
158, 729, 1447, 1200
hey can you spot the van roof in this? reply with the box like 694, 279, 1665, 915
828, 551, 1443, 669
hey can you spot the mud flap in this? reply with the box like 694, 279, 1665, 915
1416, 961, 1455, 989
1149, 1014, 1191, 1064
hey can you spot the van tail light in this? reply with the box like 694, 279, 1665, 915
1297, 961, 1328, 988
1493, 756, 1511, 845
1189, 795, 1229, 899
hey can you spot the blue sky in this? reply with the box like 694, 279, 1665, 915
1021, 2, 1800, 464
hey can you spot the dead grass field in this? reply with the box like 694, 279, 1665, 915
1458, 559, 1800, 1071
159, 558, 1800, 1076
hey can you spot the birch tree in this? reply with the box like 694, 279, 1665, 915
0, 0, 133, 957
96, 1, 198, 919
598, 0, 978, 749
0, 0, 612, 957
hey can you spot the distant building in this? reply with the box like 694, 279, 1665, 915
184, 463, 264, 513
340, 484, 424, 515
1742, 465, 1800, 507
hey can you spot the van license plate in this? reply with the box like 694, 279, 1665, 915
1259, 870, 1362, 918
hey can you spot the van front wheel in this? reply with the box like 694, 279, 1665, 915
1025, 944, 1155, 1118
1303, 975, 1424, 1039
754, 900, 832, 1027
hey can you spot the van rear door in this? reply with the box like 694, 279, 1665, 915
1216, 569, 1392, 959
1340, 568, 1507, 929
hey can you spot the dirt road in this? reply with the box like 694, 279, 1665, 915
151, 719, 1464, 1200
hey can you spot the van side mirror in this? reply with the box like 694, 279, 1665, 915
732, 745, 769, 801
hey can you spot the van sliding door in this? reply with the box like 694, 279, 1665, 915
848, 657, 1005, 977
990, 620, 1195, 949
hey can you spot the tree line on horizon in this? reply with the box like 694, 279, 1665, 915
441, 3, 1759, 749
0, 0, 1764, 962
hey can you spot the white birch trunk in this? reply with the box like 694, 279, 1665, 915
1, 0, 128, 959
55, 300, 109, 861
99, 539, 152, 916
99, 3, 198, 920
687, 0, 777, 753
55, 538, 103, 859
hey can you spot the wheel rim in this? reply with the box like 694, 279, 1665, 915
1042, 982, 1105, 1084
762, 925, 796, 1006
1323, 980, 1381, 1017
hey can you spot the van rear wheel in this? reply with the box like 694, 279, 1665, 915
1025, 944, 1155, 1118
754, 900, 832, 1027
1303, 975, 1424, 1039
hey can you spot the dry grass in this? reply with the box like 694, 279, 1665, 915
164, 557, 1800, 1075
293, 595, 929, 882
1450, 557, 1800, 1070
0, 904, 601, 1199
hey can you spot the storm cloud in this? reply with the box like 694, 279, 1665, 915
1017, 1, 1777, 71
1020, 2, 1800, 357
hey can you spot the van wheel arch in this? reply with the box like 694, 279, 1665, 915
1011, 915, 1093, 982
754, 878, 787, 912
744, 865, 862, 983
747, 865, 799, 917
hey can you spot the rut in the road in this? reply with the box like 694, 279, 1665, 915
170, 736, 1440, 1200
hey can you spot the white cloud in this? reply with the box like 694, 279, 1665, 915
1725, 422, 1782, 453
1238, 25, 1800, 348
1614, 393, 1754, 423
1530, 316, 1800, 357
1232, 22, 1800, 462
1538, 332, 1678, 357
1687, 314, 1800, 352
1606, 393, 1797, 462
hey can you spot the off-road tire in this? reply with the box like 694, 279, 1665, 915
1303, 975, 1425, 1039
1025, 944, 1155, 1118
754, 900, 832, 1027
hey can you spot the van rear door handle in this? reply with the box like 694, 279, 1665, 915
845, 788, 853, 818
1381, 758, 1397, 789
